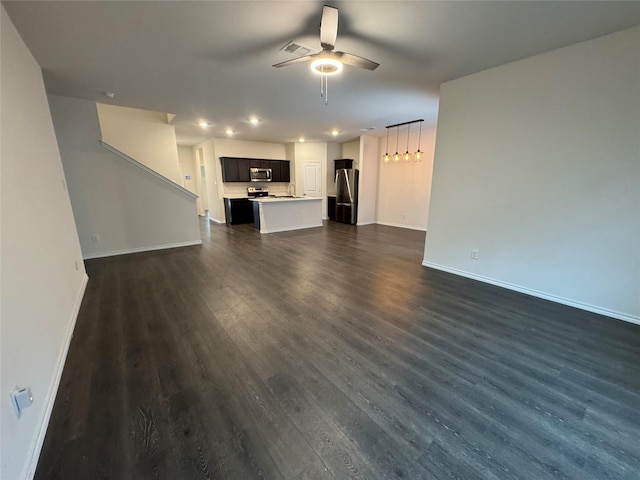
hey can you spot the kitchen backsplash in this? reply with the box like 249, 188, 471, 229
223, 182, 290, 197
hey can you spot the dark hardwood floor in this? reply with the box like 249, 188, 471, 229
36, 220, 640, 480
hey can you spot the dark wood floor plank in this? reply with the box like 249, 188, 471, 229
35, 220, 640, 480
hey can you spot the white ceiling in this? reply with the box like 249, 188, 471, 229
4, 1, 640, 146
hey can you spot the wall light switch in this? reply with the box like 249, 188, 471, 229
471, 249, 480, 260
11, 386, 33, 417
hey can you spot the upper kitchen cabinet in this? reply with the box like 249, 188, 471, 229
220, 157, 290, 183
280, 161, 291, 182
272, 161, 291, 182
221, 157, 239, 182
270, 161, 281, 182
237, 158, 251, 182
334, 158, 354, 176
249, 159, 261, 169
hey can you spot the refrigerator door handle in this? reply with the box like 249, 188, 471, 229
336, 202, 351, 206
344, 176, 353, 203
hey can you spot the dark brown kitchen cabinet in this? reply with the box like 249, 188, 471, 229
249, 159, 261, 169
334, 158, 354, 177
271, 161, 291, 182
270, 161, 282, 182
279, 161, 290, 182
224, 198, 253, 224
221, 157, 239, 182
327, 195, 336, 220
237, 158, 251, 182
220, 157, 291, 183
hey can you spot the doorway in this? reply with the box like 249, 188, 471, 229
195, 148, 209, 217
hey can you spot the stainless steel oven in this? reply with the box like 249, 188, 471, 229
250, 168, 272, 182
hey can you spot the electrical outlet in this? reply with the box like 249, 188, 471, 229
471, 249, 479, 260
11, 386, 33, 418
90, 234, 100, 243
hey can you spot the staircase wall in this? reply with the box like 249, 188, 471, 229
96, 102, 182, 184
48, 95, 201, 259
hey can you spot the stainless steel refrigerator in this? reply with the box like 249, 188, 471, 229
335, 168, 359, 224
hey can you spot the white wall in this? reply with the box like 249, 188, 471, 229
326, 142, 341, 196
424, 26, 640, 323
1, 8, 87, 478
341, 140, 360, 169
177, 145, 197, 194
96, 103, 182, 184
377, 127, 436, 230
193, 146, 208, 216
193, 139, 223, 222
49, 95, 201, 259
357, 135, 379, 226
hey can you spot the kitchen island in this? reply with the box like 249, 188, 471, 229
250, 196, 322, 234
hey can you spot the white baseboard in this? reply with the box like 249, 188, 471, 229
25, 273, 89, 479
376, 221, 427, 232
83, 240, 202, 259
209, 217, 225, 224
421, 261, 640, 326
356, 221, 376, 226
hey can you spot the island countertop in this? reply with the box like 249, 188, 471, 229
250, 196, 322, 233
249, 196, 322, 203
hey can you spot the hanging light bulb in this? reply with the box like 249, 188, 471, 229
403, 123, 412, 162
393, 125, 400, 163
382, 127, 391, 164
414, 120, 423, 162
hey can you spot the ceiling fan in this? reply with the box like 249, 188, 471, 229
273, 5, 379, 103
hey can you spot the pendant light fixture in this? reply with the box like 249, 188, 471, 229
383, 128, 391, 164
403, 123, 412, 162
392, 125, 401, 163
382, 119, 425, 165
415, 120, 423, 162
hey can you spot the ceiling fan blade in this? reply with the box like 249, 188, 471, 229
334, 51, 380, 71
272, 53, 317, 68
320, 5, 338, 50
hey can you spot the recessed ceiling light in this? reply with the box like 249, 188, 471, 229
298, 137, 305, 143
249, 116, 260, 125
361, 127, 376, 132
198, 121, 209, 128
331, 129, 340, 136
225, 128, 235, 136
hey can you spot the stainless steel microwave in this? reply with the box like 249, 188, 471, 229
250, 168, 272, 182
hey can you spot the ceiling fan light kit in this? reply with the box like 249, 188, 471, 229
273, 5, 379, 105
310, 57, 343, 75
383, 119, 425, 165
